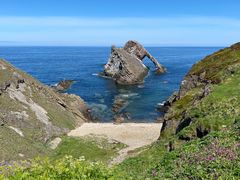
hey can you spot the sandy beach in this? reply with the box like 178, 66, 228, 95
68, 123, 162, 165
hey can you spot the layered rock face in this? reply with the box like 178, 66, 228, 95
123, 40, 166, 74
0, 59, 89, 161
103, 40, 165, 85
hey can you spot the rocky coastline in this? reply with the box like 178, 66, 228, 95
1, 42, 240, 179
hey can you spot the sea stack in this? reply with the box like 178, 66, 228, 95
103, 40, 166, 85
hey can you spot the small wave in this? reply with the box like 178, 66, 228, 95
118, 93, 139, 99
157, 101, 166, 106
49, 83, 58, 87
138, 85, 144, 88
94, 93, 102, 98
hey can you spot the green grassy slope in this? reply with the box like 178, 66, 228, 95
51, 136, 125, 164
115, 124, 240, 179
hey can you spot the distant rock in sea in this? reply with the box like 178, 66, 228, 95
53, 80, 74, 92
102, 40, 166, 85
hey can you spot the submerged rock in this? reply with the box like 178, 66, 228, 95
114, 114, 125, 124
88, 103, 113, 121
112, 98, 127, 113
103, 40, 166, 85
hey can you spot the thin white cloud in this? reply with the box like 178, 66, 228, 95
0, 16, 239, 46
0, 16, 240, 27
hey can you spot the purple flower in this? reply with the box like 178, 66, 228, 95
152, 170, 158, 177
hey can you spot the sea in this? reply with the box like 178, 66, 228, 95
0, 46, 221, 122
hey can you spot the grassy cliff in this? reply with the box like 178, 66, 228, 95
0, 59, 89, 161
161, 42, 240, 139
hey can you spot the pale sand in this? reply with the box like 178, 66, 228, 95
68, 123, 162, 165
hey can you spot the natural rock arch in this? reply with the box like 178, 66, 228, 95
103, 40, 166, 85
123, 40, 165, 73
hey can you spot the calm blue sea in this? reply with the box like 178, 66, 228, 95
0, 46, 221, 122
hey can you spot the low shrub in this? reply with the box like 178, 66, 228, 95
0, 156, 113, 180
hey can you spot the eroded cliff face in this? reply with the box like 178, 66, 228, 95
0, 59, 89, 161
103, 40, 165, 85
159, 42, 240, 140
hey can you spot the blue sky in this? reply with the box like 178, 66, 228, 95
0, 0, 240, 46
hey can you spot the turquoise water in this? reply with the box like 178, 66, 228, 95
0, 46, 221, 122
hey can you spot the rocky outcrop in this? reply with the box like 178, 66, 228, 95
59, 93, 91, 123
53, 80, 74, 92
0, 59, 90, 161
103, 40, 165, 85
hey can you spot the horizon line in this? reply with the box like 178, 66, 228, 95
0, 44, 226, 48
